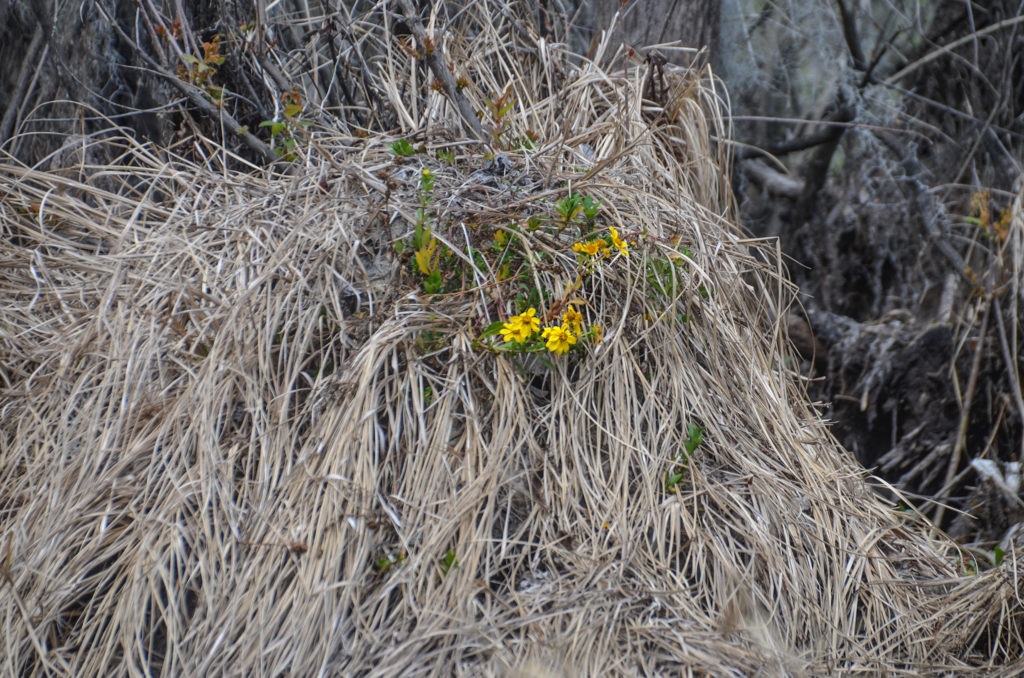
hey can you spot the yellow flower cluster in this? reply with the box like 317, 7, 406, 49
572, 239, 607, 256
541, 324, 577, 354
573, 227, 630, 258
500, 308, 540, 343
499, 305, 591, 355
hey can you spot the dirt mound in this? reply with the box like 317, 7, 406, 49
2, 5, 1022, 675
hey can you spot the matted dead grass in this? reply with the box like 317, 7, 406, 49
2, 4, 1023, 676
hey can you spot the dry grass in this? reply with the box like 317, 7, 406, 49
2, 4, 1023, 676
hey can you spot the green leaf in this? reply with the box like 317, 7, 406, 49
994, 546, 1005, 566
284, 103, 302, 118
413, 219, 429, 250
497, 98, 517, 118
684, 424, 704, 457
414, 238, 437, 275
479, 320, 506, 340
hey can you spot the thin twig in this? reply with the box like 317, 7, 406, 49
933, 295, 991, 527
993, 299, 1024, 458
885, 14, 1024, 85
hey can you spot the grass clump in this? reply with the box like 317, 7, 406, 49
1, 3, 1023, 677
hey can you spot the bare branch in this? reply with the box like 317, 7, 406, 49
742, 159, 804, 199
394, 0, 484, 142
834, 0, 867, 71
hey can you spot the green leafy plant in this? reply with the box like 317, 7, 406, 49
175, 33, 227, 104
410, 169, 443, 294
554, 192, 584, 227
665, 423, 704, 492
484, 84, 517, 148
389, 138, 417, 157
474, 197, 636, 358
437, 148, 456, 165
258, 90, 311, 161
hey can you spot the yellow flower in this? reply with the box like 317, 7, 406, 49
609, 227, 629, 256
592, 324, 604, 344
573, 240, 607, 256
422, 168, 432, 178
562, 305, 583, 334
500, 307, 540, 343
500, 322, 530, 343
541, 324, 577, 355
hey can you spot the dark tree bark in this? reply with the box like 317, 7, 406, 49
579, 0, 721, 63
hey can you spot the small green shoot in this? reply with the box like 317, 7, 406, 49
511, 130, 539, 152
581, 195, 602, 222
484, 85, 517, 147
665, 423, 704, 492
375, 552, 406, 574
440, 548, 458, 576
